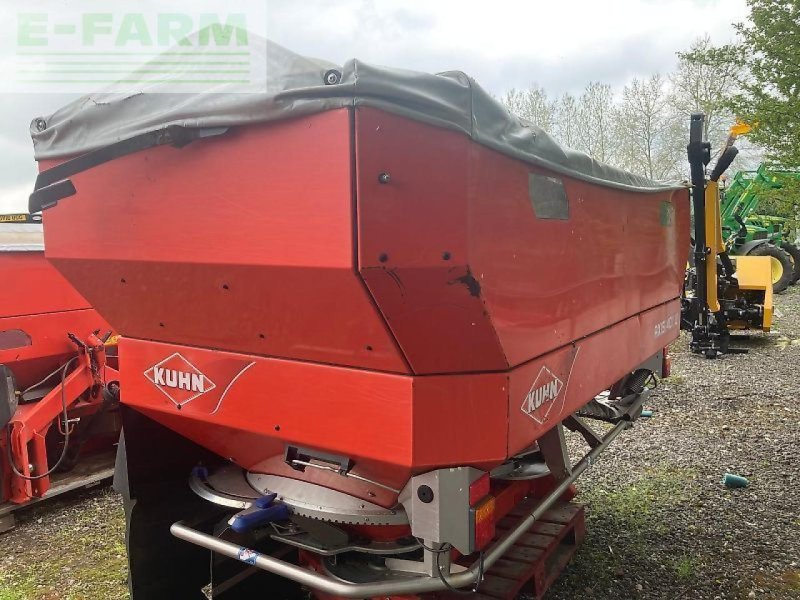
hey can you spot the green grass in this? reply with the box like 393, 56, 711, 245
581, 465, 696, 532
784, 570, 800, 591
673, 555, 697, 580
0, 585, 35, 600
551, 465, 701, 596
663, 373, 686, 384
0, 490, 128, 600
753, 569, 800, 595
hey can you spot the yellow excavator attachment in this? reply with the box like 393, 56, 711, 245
730, 256, 774, 331
705, 175, 773, 332
685, 113, 772, 356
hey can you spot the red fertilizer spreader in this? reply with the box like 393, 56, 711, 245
29, 43, 689, 599
0, 215, 119, 531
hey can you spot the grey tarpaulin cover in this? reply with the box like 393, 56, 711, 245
31, 39, 682, 193
0, 224, 44, 252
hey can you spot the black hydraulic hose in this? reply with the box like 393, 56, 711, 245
710, 146, 739, 182
709, 144, 739, 281
21, 362, 66, 396
6, 357, 77, 480
62, 382, 120, 464
436, 548, 484, 595
719, 252, 737, 279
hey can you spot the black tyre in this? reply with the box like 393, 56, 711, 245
748, 243, 794, 293
780, 242, 800, 284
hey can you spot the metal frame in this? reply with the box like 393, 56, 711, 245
1, 332, 118, 504
171, 398, 643, 598
0, 450, 114, 533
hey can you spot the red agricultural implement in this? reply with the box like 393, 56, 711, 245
0, 215, 119, 532
29, 43, 689, 599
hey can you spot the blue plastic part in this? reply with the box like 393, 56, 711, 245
640, 410, 654, 418
722, 473, 749, 488
230, 503, 290, 533
191, 465, 209, 479
255, 493, 277, 509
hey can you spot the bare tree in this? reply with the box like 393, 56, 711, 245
501, 85, 557, 132
615, 74, 678, 179
578, 82, 617, 163
494, 35, 760, 179
555, 93, 581, 150
670, 35, 741, 149
672, 35, 764, 172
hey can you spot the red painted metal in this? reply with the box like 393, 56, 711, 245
116, 300, 673, 504
0, 310, 113, 391
119, 336, 507, 504
355, 108, 689, 373
662, 346, 672, 378
0, 249, 117, 505
36, 105, 690, 501
0, 252, 105, 390
39, 110, 408, 375
2, 332, 119, 504
1, 249, 91, 318
507, 299, 680, 456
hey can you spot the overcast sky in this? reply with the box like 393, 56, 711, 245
0, 0, 749, 213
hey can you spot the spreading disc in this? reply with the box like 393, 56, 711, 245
190, 464, 408, 526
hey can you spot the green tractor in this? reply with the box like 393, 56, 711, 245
721, 164, 800, 293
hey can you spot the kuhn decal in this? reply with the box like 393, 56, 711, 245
144, 352, 216, 408
520, 365, 565, 424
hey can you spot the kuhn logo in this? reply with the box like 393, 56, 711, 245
521, 366, 564, 424
144, 353, 216, 408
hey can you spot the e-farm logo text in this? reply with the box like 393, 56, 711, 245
6, 3, 268, 93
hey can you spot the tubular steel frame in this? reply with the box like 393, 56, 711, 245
171, 397, 643, 598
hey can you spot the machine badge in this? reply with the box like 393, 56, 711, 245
520, 365, 564, 424
144, 352, 216, 408
237, 548, 260, 565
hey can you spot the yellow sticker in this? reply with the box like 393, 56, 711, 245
0, 214, 29, 223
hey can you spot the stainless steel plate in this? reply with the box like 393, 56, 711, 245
247, 473, 408, 525
188, 464, 408, 526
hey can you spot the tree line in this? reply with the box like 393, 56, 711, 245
500, 36, 745, 182
500, 0, 799, 220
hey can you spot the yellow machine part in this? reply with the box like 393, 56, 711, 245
704, 178, 772, 332
704, 180, 726, 313
768, 255, 786, 286
730, 256, 774, 331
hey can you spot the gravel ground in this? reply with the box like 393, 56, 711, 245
548, 285, 800, 600
1, 287, 798, 600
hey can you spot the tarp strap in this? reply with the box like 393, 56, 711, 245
29, 125, 229, 213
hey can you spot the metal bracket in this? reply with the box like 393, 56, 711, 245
284, 445, 353, 476
538, 425, 572, 481
563, 415, 603, 449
